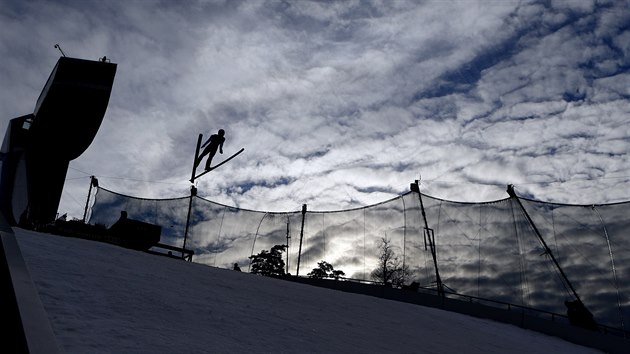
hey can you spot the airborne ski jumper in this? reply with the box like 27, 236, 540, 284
190, 129, 244, 182
196, 129, 225, 171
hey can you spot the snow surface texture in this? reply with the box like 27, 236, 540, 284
15, 229, 601, 354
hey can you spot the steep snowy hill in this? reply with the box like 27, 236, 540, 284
15, 228, 601, 353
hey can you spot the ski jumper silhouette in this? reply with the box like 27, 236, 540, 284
196, 129, 225, 171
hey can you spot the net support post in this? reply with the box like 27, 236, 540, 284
82, 176, 98, 223
182, 185, 197, 259
296, 204, 307, 277
506, 184, 595, 325
411, 179, 445, 298
286, 216, 291, 274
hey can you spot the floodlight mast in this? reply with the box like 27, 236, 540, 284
54, 43, 66, 57
411, 179, 444, 298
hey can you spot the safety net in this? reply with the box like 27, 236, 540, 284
88, 185, 629, 331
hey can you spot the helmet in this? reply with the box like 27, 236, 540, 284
218, 129, 225, 136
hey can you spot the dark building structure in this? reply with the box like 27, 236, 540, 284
0, 56, 116, 226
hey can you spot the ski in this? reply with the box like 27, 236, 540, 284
190, 148, 244, 182
190, 133, 203, 182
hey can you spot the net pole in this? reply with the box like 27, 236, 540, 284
401, 196, 407, 282
182, 185, 196, 259
296, 204, 307, 277
82, 176, 98, 223
507, 185, 585, 304
286, 216, 291, 274
411, 179, 444, 298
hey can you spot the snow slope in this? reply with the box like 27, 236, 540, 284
14, 228, 601, 354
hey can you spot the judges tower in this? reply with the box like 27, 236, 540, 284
0, 56, 117, 226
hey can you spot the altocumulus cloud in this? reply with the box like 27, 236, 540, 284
0, 0, 628, 217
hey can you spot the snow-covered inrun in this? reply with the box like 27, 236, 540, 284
15, 228, 601, 353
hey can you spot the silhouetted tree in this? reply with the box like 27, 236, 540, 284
249, 244, 287, 276
308, 260, 346, 280
371, 237, 410, 287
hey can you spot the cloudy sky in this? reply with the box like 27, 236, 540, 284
1, 0, 629, 217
